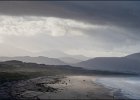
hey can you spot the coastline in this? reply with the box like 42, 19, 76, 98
10, 75, 124, 99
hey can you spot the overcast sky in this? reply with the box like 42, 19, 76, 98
0, 1, 140, 57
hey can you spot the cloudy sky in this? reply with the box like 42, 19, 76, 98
0, 1, 140, 57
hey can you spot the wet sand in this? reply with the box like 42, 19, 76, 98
11, 75, 116, 99
38, 76, 114, 99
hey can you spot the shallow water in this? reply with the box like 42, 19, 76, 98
95, 76, 140, 99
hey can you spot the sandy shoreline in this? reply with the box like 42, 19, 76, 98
9, 75, 119, 99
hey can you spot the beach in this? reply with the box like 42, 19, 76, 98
11, 75, 115, 99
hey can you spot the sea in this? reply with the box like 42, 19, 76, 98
95, 76, 140, 99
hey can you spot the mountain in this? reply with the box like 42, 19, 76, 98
58, 54, 91, 64
59, 57, 82, 64
125, 53, 140, 61
75, 53, 140, 74
69, 55, 90, 61
0, 60, 135, 77
38, 50, 90, 61
0, 56, 67, 65
0, 55, 90, 65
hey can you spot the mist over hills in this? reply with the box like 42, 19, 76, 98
1, 53, 140, 74
67, 55, 90, 61
0, 54, 90, 65
74, 53, 140, 74
37, 50, 90, 61
58, 57, 82, 64
0, 56, 66, 65
57, 54, 90, 64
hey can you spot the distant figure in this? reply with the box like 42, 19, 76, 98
83, 80, 85, 82
69, 80, 70, 82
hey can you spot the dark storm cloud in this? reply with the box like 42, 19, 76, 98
0, 1, 140, 30
0, 1, 140, 57
0, 2, 139, 27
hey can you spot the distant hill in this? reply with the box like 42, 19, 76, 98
59, 57, 82, 64
0, 56, 67, 65
75, 53, 140, 74
0, 55, 90, 65
37, 50, 90, 61
69, 55, 90, 61
125, 53, 140, 61
0, 60, 135, 77
0, 60, 92, 83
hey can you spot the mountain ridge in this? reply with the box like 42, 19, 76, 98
0, 56, 67, 65
74, 52, 140, 74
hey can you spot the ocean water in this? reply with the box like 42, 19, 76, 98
95, 76, 140, 99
